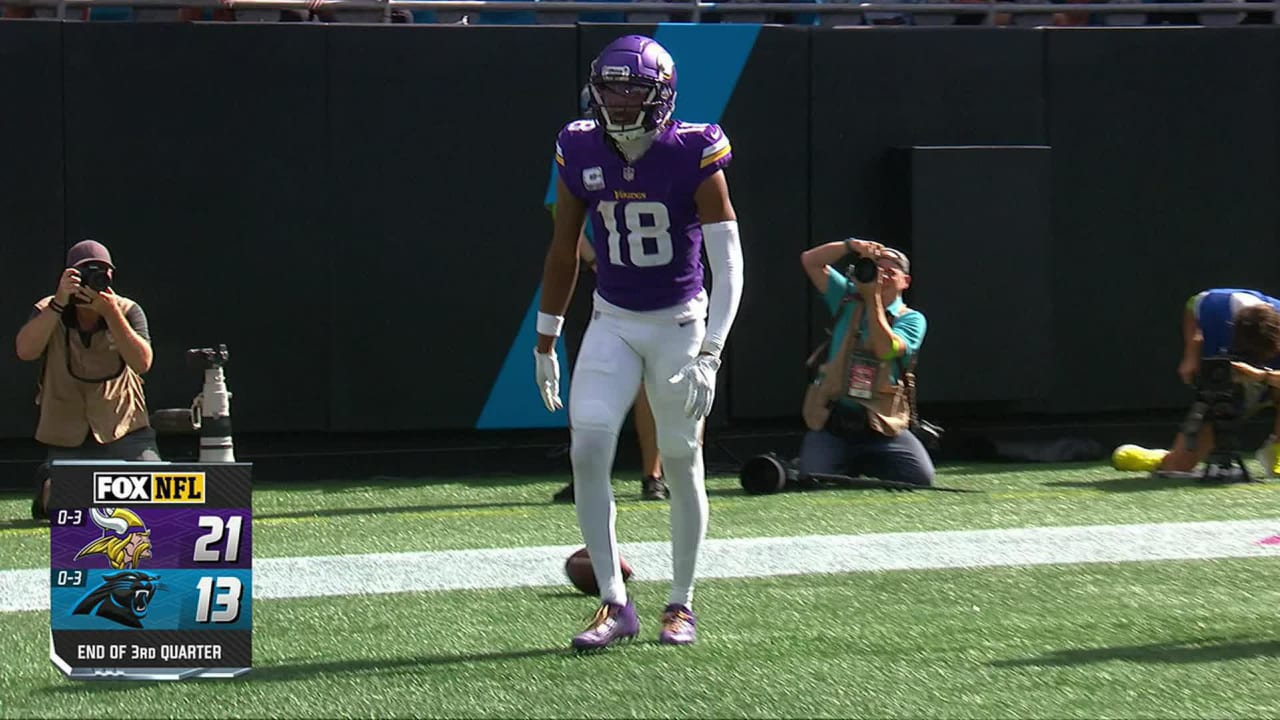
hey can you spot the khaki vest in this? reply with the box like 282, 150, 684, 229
803, 300, 912, 437
33, 295, 150, 447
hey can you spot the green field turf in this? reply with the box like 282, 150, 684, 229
2, 463, 1278, 568
1, 461, 1277, 718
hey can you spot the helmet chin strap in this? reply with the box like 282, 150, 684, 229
608, 128, 657, 164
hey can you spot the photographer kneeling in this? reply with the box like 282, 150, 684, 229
16, 240, 160, 519
1112, 288, 1280, 476
798, 239, 933, 487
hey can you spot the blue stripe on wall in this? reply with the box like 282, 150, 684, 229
651, 23, 761, 122
476, 24, 760, 430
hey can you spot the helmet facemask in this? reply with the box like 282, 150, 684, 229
588, 77, 674, 144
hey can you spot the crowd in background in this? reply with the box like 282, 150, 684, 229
2, 0, 1275, 27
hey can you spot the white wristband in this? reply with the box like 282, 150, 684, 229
536, 312, 565, 338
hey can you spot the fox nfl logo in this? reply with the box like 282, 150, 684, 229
92, 472, 206, 504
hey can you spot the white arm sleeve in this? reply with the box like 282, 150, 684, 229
701, 220, 744, 357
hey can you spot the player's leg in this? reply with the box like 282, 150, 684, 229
551, 267, 601, 504
1158, 424, 1215, 472
640, 319, 707, 644
633, 385, 668, 500
567, 314, 643, 649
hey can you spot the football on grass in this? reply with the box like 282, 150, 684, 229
564, 547, 633, 596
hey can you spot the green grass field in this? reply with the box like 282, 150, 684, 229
2, 461, 1278, 718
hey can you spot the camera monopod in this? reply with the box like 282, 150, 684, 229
186, 344, 236, 463
739, 453, 980, 495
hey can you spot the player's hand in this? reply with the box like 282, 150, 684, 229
533, 348, 563, 412
1178, 355, 1200, 385
54, 269, 80, 306
668, 353, 720, 420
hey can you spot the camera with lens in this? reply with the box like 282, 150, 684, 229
71, 261, 111, 303
850, 255, 879, 284
1182, 355, 1252, 481
1189, 355, 1240, 425
186, 344, 230, 370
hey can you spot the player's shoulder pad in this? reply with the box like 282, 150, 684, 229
673, 121, 731, 171
672, 121, 729, 147
556, 119, 600, 167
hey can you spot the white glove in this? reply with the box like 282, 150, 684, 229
533, 348, 563, 412
668, 353, 721, 420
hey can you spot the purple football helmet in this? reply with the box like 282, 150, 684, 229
587, 35, 677, 142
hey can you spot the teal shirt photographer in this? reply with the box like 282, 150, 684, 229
823, 270, 927, 411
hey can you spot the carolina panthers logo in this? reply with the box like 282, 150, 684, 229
72, 571, 161, 629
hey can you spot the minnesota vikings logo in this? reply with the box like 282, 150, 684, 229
654, 50, 674, 82
75, 508, 153, 570
72, 571, 161, 629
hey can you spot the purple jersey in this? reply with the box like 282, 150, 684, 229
556, 119, 733, 312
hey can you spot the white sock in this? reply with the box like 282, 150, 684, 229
663, 449, 708, 608
570, 426, 627, 606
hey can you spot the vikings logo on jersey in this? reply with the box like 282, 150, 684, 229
72, 571, 161, 629
76, 507, 153, 570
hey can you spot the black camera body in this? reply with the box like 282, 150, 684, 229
1196, 356, 1237, 395
1184, 356, 1243, 439
1182, 355, 1254, 483
186, 344, 230, 370
850, 256, 879, 284
77, 261, 111, 293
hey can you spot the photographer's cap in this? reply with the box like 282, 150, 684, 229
879, 247, 910, 274
66, 240, 114, 269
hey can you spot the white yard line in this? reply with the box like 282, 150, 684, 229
4, 519, 1278, 613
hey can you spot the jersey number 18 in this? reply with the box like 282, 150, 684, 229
596, 200, 673, 268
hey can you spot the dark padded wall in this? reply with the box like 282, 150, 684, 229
903, 146, 1055, 408
61, 23, 332, 432
0, 21, 65, 439
809, 28, 1047, 252
809, 27, 1047, 365
1, 23, 1279, 441
326, 26, 577, 431
717, 28, 810, 420
1045, 28, 1280, 413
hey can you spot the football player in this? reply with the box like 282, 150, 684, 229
532, 35, 744, 650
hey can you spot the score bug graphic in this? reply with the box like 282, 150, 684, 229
48, 462, 252, 681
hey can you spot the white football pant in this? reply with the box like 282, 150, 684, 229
568, 297, 710, 608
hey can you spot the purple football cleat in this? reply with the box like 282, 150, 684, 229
572, 601, 639, 651
658, 603, 697, 645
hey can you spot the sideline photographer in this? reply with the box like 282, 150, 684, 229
15, 240, 160, 518
797, 238, 933, 486
1113, 288, 1280, 476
